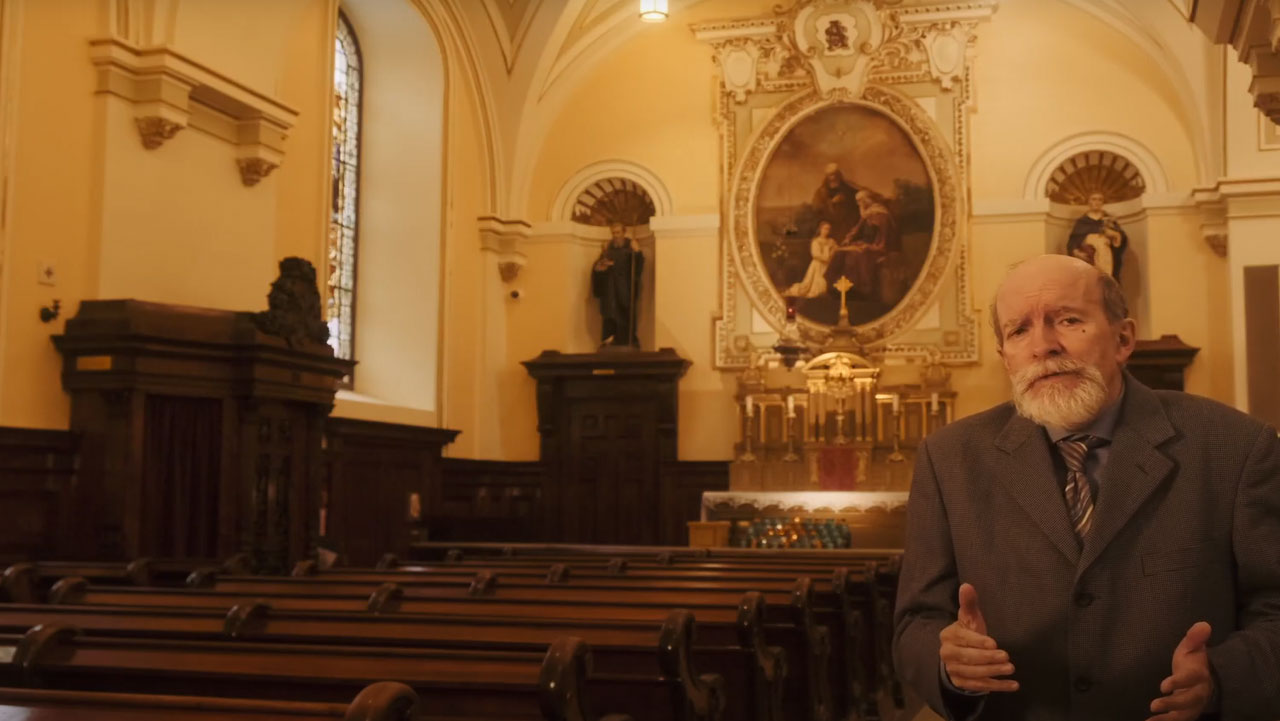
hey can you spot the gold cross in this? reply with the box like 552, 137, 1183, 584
834, 275, 853, 322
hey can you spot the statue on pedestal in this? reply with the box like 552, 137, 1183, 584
590, 222, 644, 348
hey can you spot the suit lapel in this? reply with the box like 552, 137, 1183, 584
994, 412, 1081, 565
1078, 378, 1177, 573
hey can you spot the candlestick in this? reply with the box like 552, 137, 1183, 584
745, 395, 754, 417
786, 394, 795, 418
891, 393, 900, 414
930, 392, 939, 414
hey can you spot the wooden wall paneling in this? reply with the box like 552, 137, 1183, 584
323, 418, 459, 566
0, 427, 78, 562
524, 349, 690, 546
1128, 335, 1200, 391
1244, 265, 1280, 426
659, 461, 730, 547
433, 458, 545, 543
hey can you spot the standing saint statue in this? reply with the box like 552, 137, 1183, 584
591, 222, 644, 348
1067, 191, 1128, 281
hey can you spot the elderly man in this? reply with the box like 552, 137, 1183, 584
893, 254, 1280, 721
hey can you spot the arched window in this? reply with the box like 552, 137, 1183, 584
327, 12, 362, 363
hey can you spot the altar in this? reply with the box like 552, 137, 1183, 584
692, 297, 954, 549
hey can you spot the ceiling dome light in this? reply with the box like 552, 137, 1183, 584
639, 0, 668, 22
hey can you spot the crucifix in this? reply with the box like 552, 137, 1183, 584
833, 275, 854, 324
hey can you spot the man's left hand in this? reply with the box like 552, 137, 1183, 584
1146, 621, 1214, 721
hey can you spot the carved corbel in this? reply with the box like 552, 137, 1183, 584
90, 38, 296, 178
135, 116, 183, 149
1192, 187, 1228, 258
234, 117, 288, 186
498, 260, 525, 283
1204, 233, 1228, 258
479, 217, 531, 283
236, 157, 279, 187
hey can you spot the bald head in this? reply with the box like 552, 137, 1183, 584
990, 255, 1127, 348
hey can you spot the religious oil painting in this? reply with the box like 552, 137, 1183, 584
755, 104, 935, 327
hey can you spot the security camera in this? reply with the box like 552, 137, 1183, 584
509, 289, 522, 300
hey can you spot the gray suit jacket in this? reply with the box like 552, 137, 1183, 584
893, 376, 1280, 720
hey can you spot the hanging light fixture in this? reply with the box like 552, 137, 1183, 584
639, 0, 668, 22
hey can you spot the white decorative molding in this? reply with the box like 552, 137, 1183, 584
793, 0, 885, 98
699, 0, 992, 369
88, 37, 298, 186
971, 197, 1051, 218
1024, 132, 1170, 201
1189, 0, 1280, 125
649, 213, 721, 238
550, 159, 673, 221
478, 215, 531, 281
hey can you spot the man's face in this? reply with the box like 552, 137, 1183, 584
995, 257, 1134, 429
609, 224, 625, 244
1087, 193, 1105, 212
826, 171, 841, 189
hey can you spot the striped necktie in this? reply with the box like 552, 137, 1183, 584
1055, 434, 1109, 541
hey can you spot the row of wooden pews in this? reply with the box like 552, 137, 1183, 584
0, 543, 903, 721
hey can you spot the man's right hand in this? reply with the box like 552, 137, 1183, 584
939, 583, 1019, 693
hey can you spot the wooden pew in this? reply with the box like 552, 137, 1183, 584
395, 544, 903, 719
0, 626, 672, 721
399, 546, 903, 714
39, 580, 824, 721
296, 563, 887, 721
0, 681, 419, 721
405, 543, 900, 563
206, 571, 868, 721
0, 604, 747, 721
0, 555, 254, 602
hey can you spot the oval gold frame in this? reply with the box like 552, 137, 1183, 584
728, 85, 961, 347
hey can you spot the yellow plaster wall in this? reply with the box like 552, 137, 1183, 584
0, 0, 335, 429
523, 2, 725, 221
273, 0, 336, 265
95, 97, 277, 309
654, 231, 739, 460
970, 0, 1200, 200
0, 0, 100, 428
1224, 57, 1280, 177
168, 0, 312, 96
437, 75, 493, 458
1142, 208, 1233, 402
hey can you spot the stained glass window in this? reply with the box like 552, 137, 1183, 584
328, 13, 361, 364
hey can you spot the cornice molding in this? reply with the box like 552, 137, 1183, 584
89, 37, 298, 186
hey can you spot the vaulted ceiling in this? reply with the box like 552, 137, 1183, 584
440, 0, 1229, 218
445, 0, 710, 218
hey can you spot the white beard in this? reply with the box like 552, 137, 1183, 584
1010, 358, 1110, 430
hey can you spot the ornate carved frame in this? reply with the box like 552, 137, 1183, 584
697, 0, 996, 368
728, 86, 960, 349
